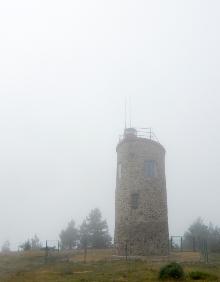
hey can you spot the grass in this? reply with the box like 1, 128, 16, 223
0, 250, 219, 281
188, 271, 218, 281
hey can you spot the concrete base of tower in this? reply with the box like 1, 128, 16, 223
115, 221, 169, 256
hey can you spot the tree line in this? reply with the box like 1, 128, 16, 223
183, 217, 220, 252
2, 215, 220, 253
1, 208, 112, 252
59, 208, 112, 250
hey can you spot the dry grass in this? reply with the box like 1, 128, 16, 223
0, 250, 219, 281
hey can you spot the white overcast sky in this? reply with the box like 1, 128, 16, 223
0, 0, 220, 247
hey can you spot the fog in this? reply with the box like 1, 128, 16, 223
0, 0, 220, 248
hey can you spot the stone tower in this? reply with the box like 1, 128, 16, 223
114, 128, 169, 255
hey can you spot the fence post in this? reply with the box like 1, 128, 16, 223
125, 241, 128, 261
204, 240, 209, 263
58, 240, 60, 253
45, 240, 48, 264
83, 239, 88, 264
193, 237, 196, 252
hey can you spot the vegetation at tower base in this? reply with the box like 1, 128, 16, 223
1, 250, 220, 281
188, 271, 218, 281
159, 262, 184, 280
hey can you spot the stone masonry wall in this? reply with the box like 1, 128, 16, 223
114, 135, 169, 255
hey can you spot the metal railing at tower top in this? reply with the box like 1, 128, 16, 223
118, 127, 159, 143
136, 128, 159, 142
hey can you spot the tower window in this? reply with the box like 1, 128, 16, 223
131, 193, 139, 209
118, 163, 122, 179
145, 160, 156, 177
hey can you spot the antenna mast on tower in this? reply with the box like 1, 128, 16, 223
129, 96, 132, 128
124, 97, 127, 129
124, 96, 133, 129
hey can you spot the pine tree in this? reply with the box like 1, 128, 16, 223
80, 208, 112, 249
60, 220, 79, 250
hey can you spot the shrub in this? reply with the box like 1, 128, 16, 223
159, 262, 184, 280
188, 271, 218, 281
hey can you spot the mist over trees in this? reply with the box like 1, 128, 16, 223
19, 235, 42, 251
0, 209, 111, 252
60, 208, 112, 250
59, 220, 79, 250
79, 208, 112, 249
184, 218, 220, 252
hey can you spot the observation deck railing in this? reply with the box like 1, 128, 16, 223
119, 128, 159, 143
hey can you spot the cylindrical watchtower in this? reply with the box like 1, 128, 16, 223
114, 128, 169, 255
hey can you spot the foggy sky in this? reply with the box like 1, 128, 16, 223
0, 0, 220, 248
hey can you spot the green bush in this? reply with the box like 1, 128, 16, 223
188, 271, 218, 281
159, 262, 184, 280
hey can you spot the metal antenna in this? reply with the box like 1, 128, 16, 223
124, 97, 127, 129
129, 96, 132, 128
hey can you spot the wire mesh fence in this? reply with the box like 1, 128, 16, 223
2, 236, 220, 264
169, 236, 220, 263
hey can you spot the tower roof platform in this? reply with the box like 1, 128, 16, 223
117, 127, 165, 152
